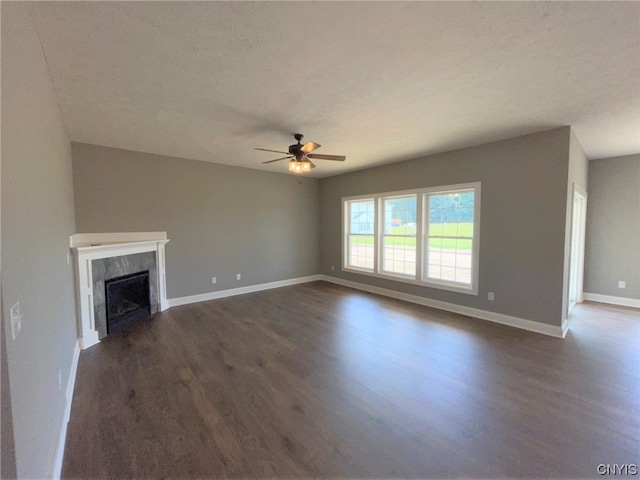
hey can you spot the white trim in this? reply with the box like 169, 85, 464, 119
168, 275, 322, 307
70, 231, 167, 248
567, 184, 587, 316
65, 341, 81, 415
424, 184, 481, 295
343, 198, 376, 274
341, 266, 477, 296
53, 340, 80, 480
380, 194, 416, 277
561, 319, 570, 338
583, 293, 640, 309
341, 182, 481, 201
320, 275, 566, 338
79, 331, 100, 350
71, 240, 170, 258
574, 184, 587, 305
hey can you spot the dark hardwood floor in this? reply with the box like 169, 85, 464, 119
62, 281, 640, 479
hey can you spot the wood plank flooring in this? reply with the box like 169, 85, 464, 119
62, 281, 640, 479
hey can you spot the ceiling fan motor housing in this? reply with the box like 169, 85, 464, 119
288, 144, 302, 155
289, 134, 304, 156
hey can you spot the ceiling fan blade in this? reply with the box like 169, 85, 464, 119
301, 142, 321, 154
262, 156, 292, 164
309, 161, 317, 169
255, 148, 290, 154
307, 153, 346, 161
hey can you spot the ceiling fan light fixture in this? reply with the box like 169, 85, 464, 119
288, 158, 312, 174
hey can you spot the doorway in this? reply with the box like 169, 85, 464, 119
568, 184, 587, 315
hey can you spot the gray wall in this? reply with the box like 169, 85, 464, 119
1, 3, 79, 478
319, 128, 571, 327
72, 143, 320, 299
584, 154, 640, 300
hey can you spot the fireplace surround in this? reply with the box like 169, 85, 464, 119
70, 232, 169, 349
92, 251, 158, 338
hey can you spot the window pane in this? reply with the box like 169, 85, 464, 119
457, 208, 473, 224
428, 221, 443, 236
441, 266, 456, 282
383, 196, 417, 234
459, 221, 473, 238
429, 207, 444, 224
459, 192, 474, 210
428, 265, 441, 278
382, 236, 416, 276
443, 194, 458, 209
349, 200, 374, 235
441, 249, 456, 267
448, 221, 459, 237
348, 235, 374, 270
430, 194, 444, 209
443, 207, 457, 224
456, 239, 472, 251
428, 237, 442, 250
455, 268, 471, 284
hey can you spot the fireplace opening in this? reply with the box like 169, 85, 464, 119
105, 271, 151, 335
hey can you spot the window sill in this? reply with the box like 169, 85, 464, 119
342, 266, 478, 296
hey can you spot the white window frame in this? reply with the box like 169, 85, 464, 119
342, 182, 480, 295
343, 196, 377, 273
379, 194, 419, 279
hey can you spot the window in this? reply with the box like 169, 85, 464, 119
342, 183, 480, 295
425, 189, 475, 286
381, 195, 417, 276
345, 198, 375, 271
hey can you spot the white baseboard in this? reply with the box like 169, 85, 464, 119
561, 319, 570, 338
583, 292, 640, 309
79, 330, 100, 350
53, 340, 80, 480
320, 275, 566, 338
168, 275, 322, 307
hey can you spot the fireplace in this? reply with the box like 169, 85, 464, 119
70, 232, 169, 349
105, 271, 151, 334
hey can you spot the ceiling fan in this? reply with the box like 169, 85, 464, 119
255, 133, 346, 174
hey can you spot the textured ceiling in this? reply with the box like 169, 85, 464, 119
29, 1, 640, 177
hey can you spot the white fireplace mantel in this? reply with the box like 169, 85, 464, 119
70, 232, 170, 349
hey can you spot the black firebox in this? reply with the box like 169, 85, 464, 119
105, 271, 151, 335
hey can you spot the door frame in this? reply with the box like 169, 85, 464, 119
568, 183, 587, 314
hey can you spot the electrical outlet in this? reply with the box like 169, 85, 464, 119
618, 281, 626, 289
331, 265, 335, 271
212, 277, 217, 284
66, 252, 71, 265
236, 273, 241, 281
488, 292, 495, 301
10, 302, 22, 340
58, 369, 62, 390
